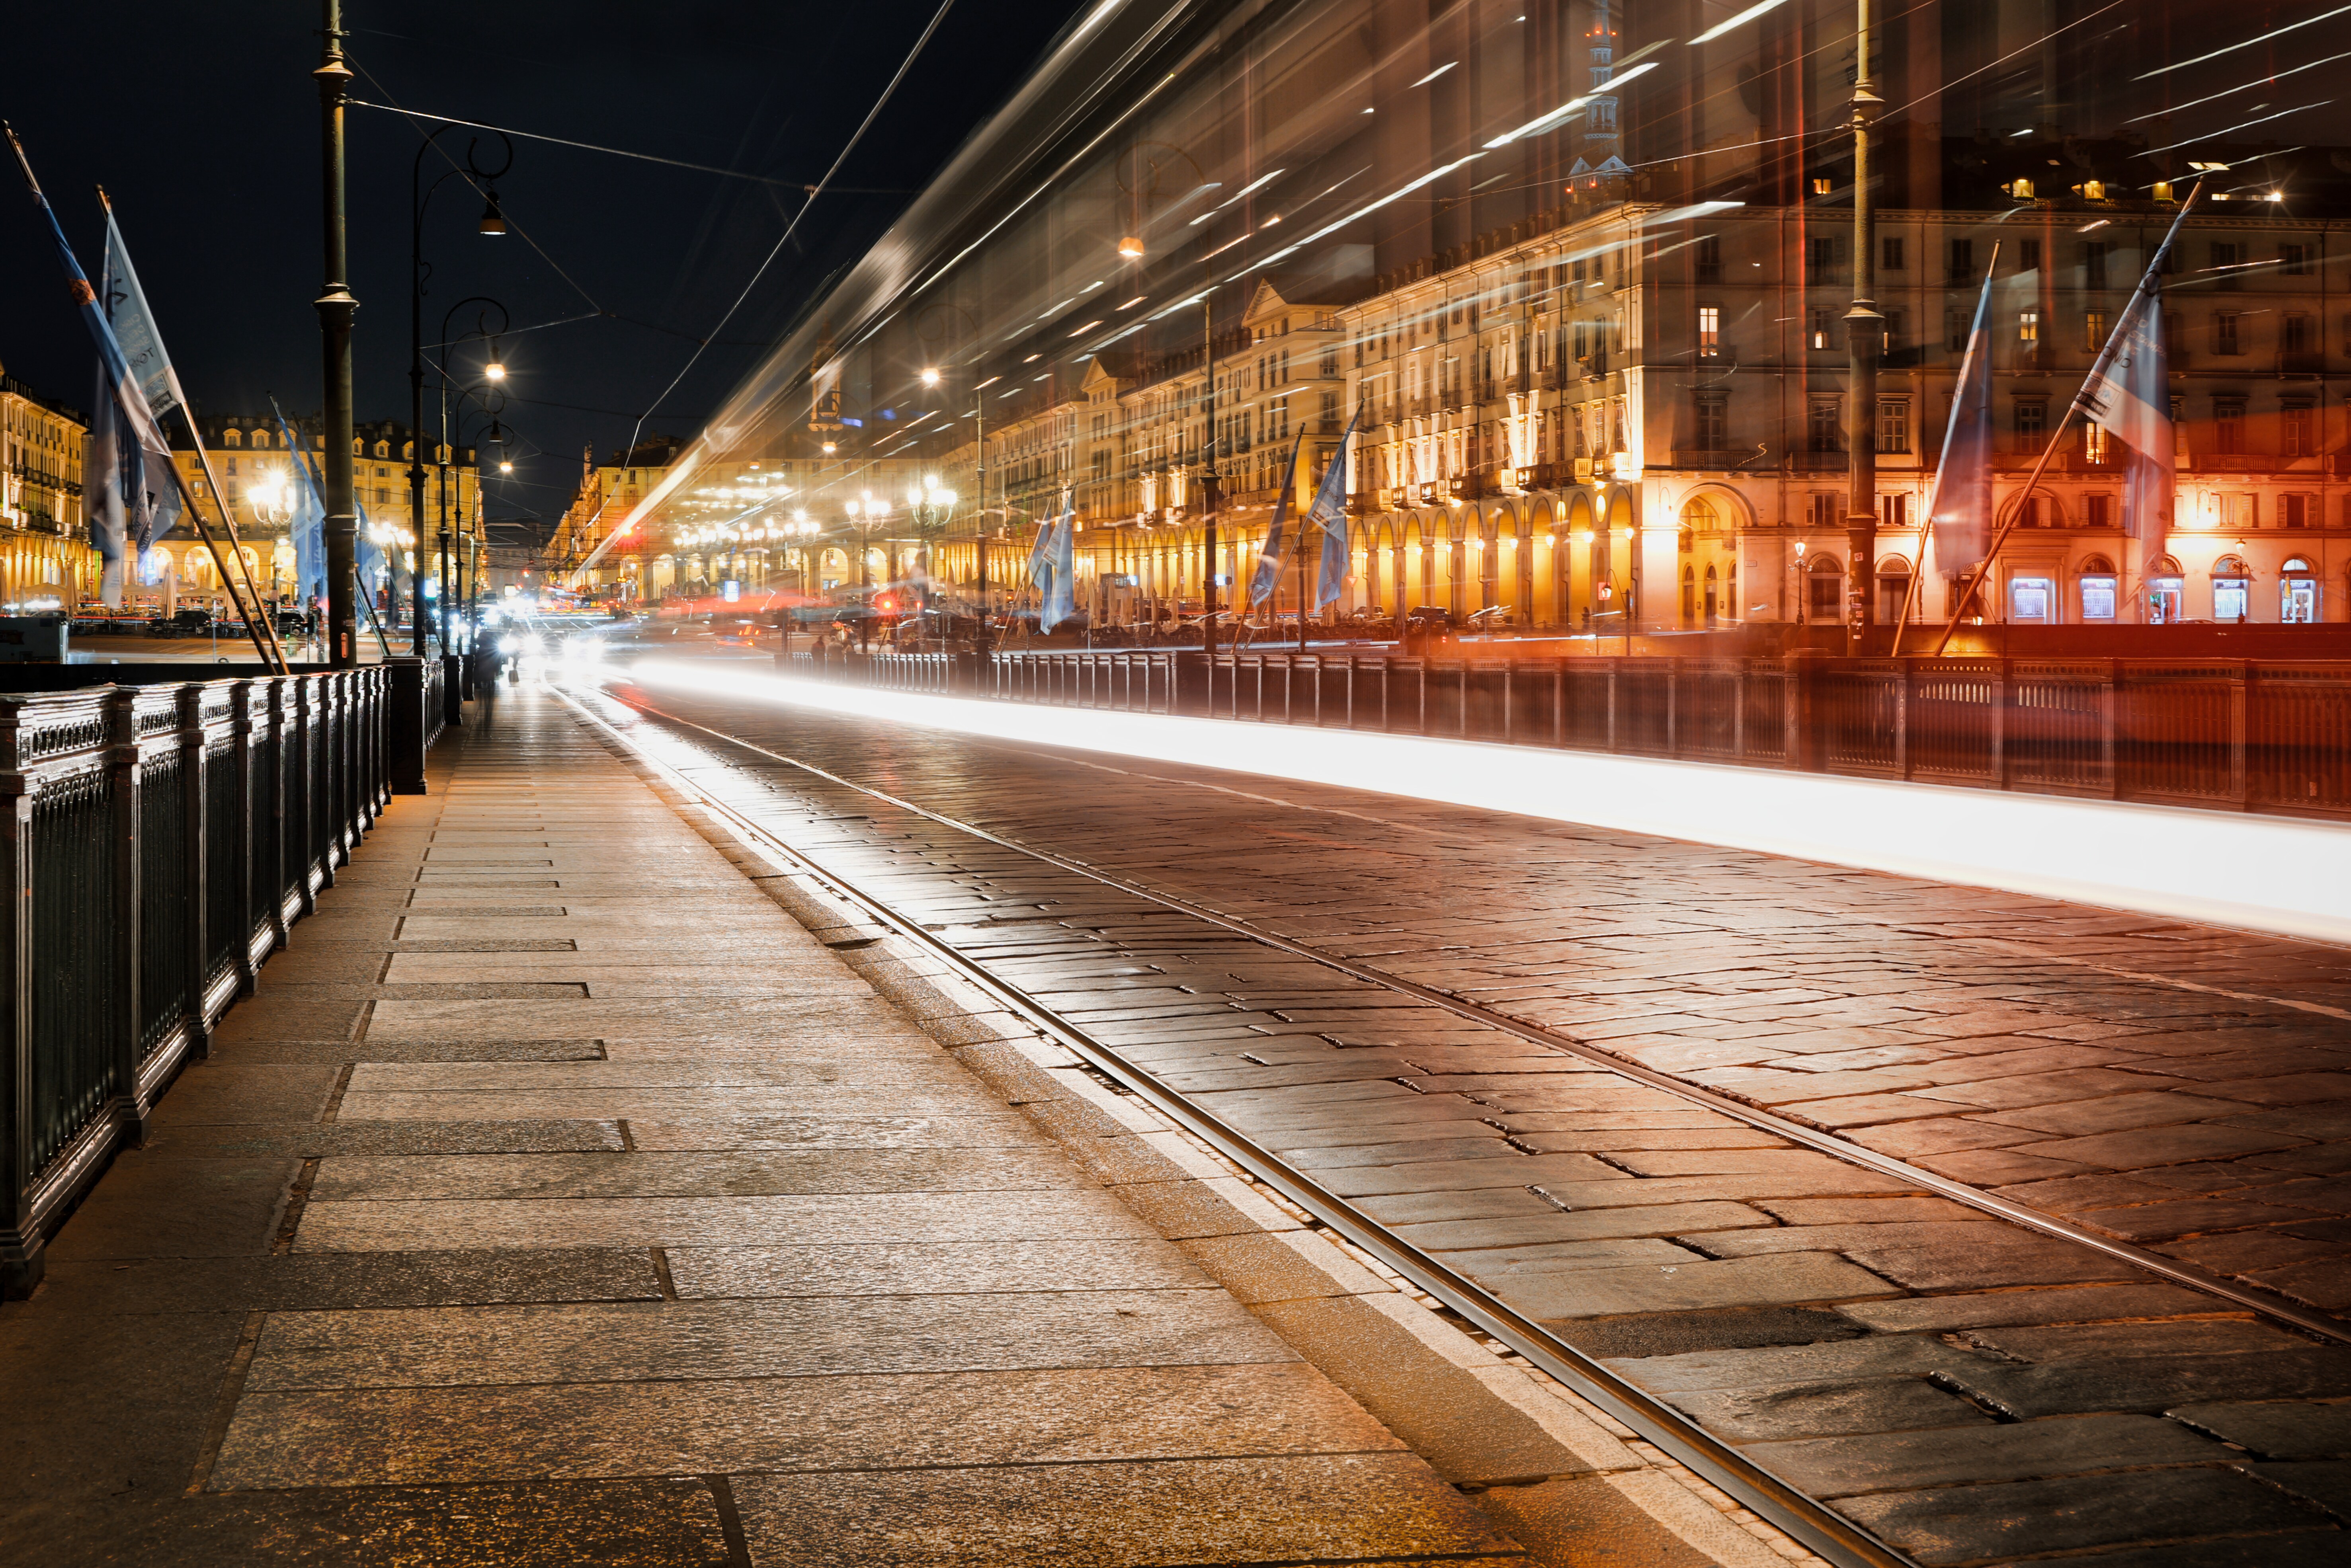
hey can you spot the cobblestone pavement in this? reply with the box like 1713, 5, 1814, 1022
597, 671, 2351, 1567
0, 690, 1535, 1567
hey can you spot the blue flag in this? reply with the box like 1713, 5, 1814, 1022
270, 400, 328, 603
1311, 406, 1362, 609
1044, 498, 1075, 630
99, 208, 184, 419
2078, 196, 2196, 544
11, 131, 178, 604
1026, 496, 1062, 598
1249, 434, 1305, 608
1927, 263, 1996, 570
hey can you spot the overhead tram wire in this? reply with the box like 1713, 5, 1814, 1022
350, 57, 606, 317
349, 101, 918, 195
615, 0, 962, 464
561, 0, 961, 594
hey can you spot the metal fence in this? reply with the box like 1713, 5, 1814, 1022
1, 665, 436, 1295
787, 646, 2351, 820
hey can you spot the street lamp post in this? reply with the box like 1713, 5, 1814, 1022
409, 128, 511, 657
1843, 0, 1884, 651
315, 0, 359, 667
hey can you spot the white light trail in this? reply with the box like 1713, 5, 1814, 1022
609, 662, 2351, 948
1689, 0, 1789, 46
1242, 154, 1483, 277
2137, 100, 2330, 156
2121, 50, 2351, 123
2135, 3, 2351, 78
1485, 62, 1656, 146
1410, 62, 1457, 87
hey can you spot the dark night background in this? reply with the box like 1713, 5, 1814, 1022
0, 0, 1088, 539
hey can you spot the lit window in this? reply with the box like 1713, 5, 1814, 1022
1697, 305, 1720, 357
2085, 310, 2108, 351
1811, 310, 1833, 350
2018, 310, 2040, 344
1876, 399, 1909, 454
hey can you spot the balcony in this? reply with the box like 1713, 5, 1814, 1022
1670, 450, 1768, 473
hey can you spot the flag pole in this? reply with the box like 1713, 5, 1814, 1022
5, 127, 284, 669
95, 188, 291, 673
1291, 442, 1310, 651
1892, 243, 1997, 658
1933, 181, 2204, 654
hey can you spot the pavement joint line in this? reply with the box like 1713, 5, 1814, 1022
594, 682, 2351, 1352
558, 683, 1872, 1568
182, 1309, 266, 1496
1972, 936, 2351, 1024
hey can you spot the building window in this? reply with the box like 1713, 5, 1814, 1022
2018, 239, 2042, 272
1693, 392, 1727, 449
1697, 304, 1720, 357
2281, 242, 2312, 275
1810, 309, 1834, 350
2081, 573, 2118, 620
2283, 493, 2313, 527
2285, 404, 2314, 458
2284, 313, 2314, 356
2086, 494, 2115, 529
2085, 310, 2109, 351
2085, 423, 2111, 465
2214, 570, 2250, 621
2015, 399, 2047, 446
1947, 309, 1969, 353
1884, 309, 1904, 351
1808, 399, 1842, 452
1694, 235, 1722, 284
1877, 398, 1910, 454
1949, 238, 1975, 282
2018, 310, 2040, 344
2214, 312, 2243, 355
1808, 236, 1840, 281
2211, 241, 2246, 287
2214, 397, 2246, 454
2009, 576, 2054, 621
1807, 559, 1844, 619
1882, 236, 1905, 271
2083, 242, 2111, 291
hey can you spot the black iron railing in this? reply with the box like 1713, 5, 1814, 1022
785, 646, 2351, 821
1, 664, 441, 1295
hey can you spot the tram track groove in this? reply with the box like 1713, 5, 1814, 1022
592, 682, 2351, 1352
557, 682, 1916, 1568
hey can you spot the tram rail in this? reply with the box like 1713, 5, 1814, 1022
559, 673, 2351, 1566
556, 679, 1919, 1568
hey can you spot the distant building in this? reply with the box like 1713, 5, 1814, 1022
545, 436, 955, 605
156, 415, 484, 609
0, 363, 100, 609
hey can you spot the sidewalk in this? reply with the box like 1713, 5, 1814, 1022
0, 686, 1533, 1566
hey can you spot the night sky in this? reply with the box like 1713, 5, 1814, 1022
1, 0, 1088, 539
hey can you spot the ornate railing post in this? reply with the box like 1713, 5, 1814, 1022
178, 685, 211, 1060
0, 700, 36, 1297
106, 689, 143, 1144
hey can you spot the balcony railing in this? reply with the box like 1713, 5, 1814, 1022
787, 649, 2351, 825
0, 665, 440, 1296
